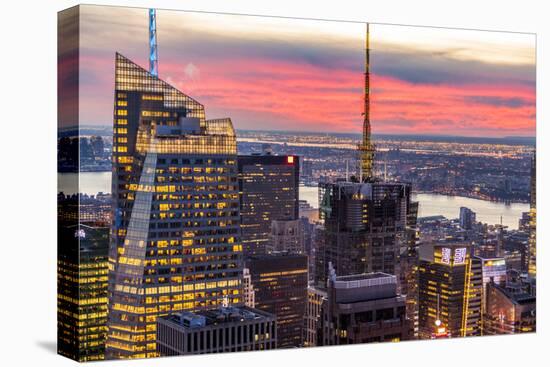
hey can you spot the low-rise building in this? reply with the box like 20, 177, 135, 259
156, 307, 277, 355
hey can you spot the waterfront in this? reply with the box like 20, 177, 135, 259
59, 172, 528, 230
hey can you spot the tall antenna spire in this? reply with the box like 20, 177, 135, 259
149, 9, 159, 77
358, 23, 375, 182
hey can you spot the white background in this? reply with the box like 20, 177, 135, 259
0, 0, 547, 366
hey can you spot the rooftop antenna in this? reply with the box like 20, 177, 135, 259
358, 23, 375, 182
149, 9, 159, 77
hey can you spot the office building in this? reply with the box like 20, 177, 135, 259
317, 180, 416, 289
528, 154, 536, 278
320, 268, 412, 345
58, 187, 110, 362
242, 268, 255, 308
58, 219, 110, 361
107, 54, 243, 359
245, 252, 308, 348
156, 307, 277, 355
304, 287, 327, 347
301, 159, 313, 180
518, 211, 530, 232
418, 243, 482, 339
459, 207, 476, 230
402, 201, 420, 338
474, 256, 507, 334
238, 153, 299, 256
315, 25, 418, 299
484, 280, 536, 335
268, 219, 305, 254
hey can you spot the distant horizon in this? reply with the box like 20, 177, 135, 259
67, 124, 536, 141
61, 6, 536, 138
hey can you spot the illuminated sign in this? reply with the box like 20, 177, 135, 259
441, 247, 451, 264
437, 246, 467, 265
74, 229, 86, 239
453, 247, 467, 265
287, 156, 294, 164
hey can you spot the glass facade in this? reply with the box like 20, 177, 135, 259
238, 155, 299, 256
316, 181, 417, 290
245, 253, 308, 349
107, 54, 242, 359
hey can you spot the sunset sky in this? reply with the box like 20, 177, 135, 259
77, 5, 536, 137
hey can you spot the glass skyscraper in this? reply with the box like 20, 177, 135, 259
238, 154, 299, 256
106, 54, 243, 359
316, 180, 417, 290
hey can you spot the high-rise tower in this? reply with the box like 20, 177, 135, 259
149, 9, 159, 77
315, 24, 418, 317
237, 154, 300, 256
106, 10, 243, 359
358, 23, 375, 181
528, 153, 536, 278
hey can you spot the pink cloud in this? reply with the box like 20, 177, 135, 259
78, 53, 535, 137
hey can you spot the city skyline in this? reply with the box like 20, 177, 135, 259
57, 5, 537, 362
71, 5, 536, 138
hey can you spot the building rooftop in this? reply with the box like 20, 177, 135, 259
492, 282, 536, 306
160, 306, 275, 330
327, 265, 400, 303
331, 272, 397, 289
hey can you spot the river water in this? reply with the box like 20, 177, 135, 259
58, 172, 528, 230
298, 186, 527, 229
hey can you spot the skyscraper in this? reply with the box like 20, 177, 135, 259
320, 268, 412, 345
459, 207, 476, 230
401, 201, 420, 337
58, 210, 110, 361
238, 154, 299, 256
315, 24, 418, 294
304, 286, 327, 347
245, 252, 308, 348
528, 154, 536, 278
418, 243, 482, 338
317, 181, 416, 288
106, 54, 243, 359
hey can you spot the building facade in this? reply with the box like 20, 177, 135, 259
320, 269, 412, 345
156, 307, 277, 355
528, 154, 536, 278
268, 219, 305, 254
474, 256, 507, 334
245, 252, 308, 348
242, 268, 255, 308
316, 180, 417, 290
107, 54, 243, 359
238, 154, 299, 256
58, 219, 110, 361
484, 281, 536, 335
418, 244, 482, 339
304, 287, 327, 347
459, 207, 476, 230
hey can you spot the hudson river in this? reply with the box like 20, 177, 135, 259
59, 172, 528, 230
